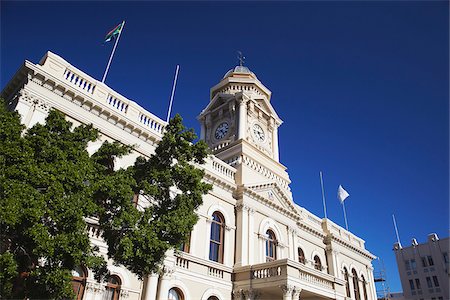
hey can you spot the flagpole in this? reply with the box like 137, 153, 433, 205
102, 20, 125, 84
342, 202, 348, 230
166, 65, 180, 123
392, 214, 402, 247
319, 171, 328, 219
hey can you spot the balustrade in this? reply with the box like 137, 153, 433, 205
208, 267, 224, 278
176, 257, 189, 269
63, 68, 96, 94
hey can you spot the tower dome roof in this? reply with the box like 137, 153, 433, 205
223, 65, 256, 79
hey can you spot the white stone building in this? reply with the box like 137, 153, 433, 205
393, 234, 449, 300
2, 51, 377, 300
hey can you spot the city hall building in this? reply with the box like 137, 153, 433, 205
2, 52, 377, 300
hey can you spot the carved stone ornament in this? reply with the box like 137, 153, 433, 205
280, 284, 294, 296
86, 282, 104, 294
119, 289, 130, 298
160, 265, 175, 279
242, 288, 259, 300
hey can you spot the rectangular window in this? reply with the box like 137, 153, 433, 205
405, 260, 411, 270
409, 279, 415, 290
415, 278, 421, 289
443, 252, 449, 263
432, 276, 439, 287
421, 257, 427, 267
438, 297, 443, 300
411, 259, 417, 270
427, 255, 434, 266
426, 277, 432, 288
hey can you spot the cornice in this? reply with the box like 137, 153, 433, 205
325, 235, 376, 261
240, 185, 300, 222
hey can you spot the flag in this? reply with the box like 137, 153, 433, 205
337, 185, 350, 203
104, 22, 123, 43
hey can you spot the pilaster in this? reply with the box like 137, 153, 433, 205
157, 266, 174, 300
237, 97, 246, 140
235, 203, 250, 266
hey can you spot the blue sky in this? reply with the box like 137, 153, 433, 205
1, 1, 448, 293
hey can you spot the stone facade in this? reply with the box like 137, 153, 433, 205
2, 51, 377, 300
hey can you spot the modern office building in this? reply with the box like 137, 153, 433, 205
2, 51, 378, 300
393, 234, 449, 300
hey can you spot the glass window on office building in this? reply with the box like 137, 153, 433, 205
427, 255, 434, 266
426, 277, 432, 288
432, 276, 439, 287
411, 259, 417, 270
409, 280, 415, 290
421, 257, 427, 267
443, 252, 449, 264
415, 278, 421, 289
405, 260, 411, 270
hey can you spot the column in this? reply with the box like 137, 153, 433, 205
205, 217, 212, 260
157, 267, 173, 300
273, 123, 279, 161
236, 204, 249, 266
248, 208, 255, 264
143, 273, 159, 300
367, 266, 377, 300
292, 287, 302, 300
200, 122, 206, 140
224, 224, 233, 266
237, 99, 246, 140
280, 285, 294, 300
243, 289, 258, 300
232, 289, 243, 300
325, 246, 339, 276
288, 227, 297, 261
348, 273, 355, 300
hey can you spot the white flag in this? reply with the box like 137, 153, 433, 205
337, 185, 350, 203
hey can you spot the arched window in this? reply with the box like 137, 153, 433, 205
104, 275, 121, 300
209, 212, 224, 263
313, 255, 322, 271
207, 297, 219, 300
344, 267, 351, 297
265, 229, 277, 262
298, 248, 305, 264
71, 266, 87, 300
352, 269, 361, 300
168, 288, 184, 300
362, 275, 368, 300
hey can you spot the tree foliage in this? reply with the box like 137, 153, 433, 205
0, 98, 211, 299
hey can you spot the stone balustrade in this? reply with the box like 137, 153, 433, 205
173, 253, 232, 283
202, 156, 237, 183
234, 258, 342, 298
36, 51, 166, 138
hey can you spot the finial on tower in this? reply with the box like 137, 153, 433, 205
237, 51, 245, 66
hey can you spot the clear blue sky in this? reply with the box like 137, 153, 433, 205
2, 1, 448, 293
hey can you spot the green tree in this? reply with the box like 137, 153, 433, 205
0, 98, 211, 299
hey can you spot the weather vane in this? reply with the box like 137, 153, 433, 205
237, 51, 245, 66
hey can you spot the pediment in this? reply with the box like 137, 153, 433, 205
198, 94, 233, 118
245, 181, 295, 211
254, 98, 281, 123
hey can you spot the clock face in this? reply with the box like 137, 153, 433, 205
252, 123, 266, 142
215, 122, 229, 140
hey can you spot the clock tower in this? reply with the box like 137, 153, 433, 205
198, 65, 292, 200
